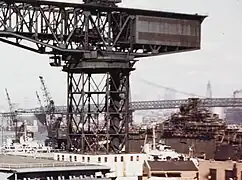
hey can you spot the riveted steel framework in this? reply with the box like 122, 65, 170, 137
2, 98, 241, 115
0, 0, 205, 153
66, 70, 132, 153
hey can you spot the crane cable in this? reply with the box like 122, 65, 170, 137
136, 77, 205, 98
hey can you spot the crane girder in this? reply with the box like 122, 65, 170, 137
3, 98, 242, 115
0, 0, 205, 61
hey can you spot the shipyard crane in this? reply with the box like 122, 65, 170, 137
0, 0, 206, 153
36, 91, 45, 113
39, 76, 55, 114
233, 90, 242, 98
38, 76, 64, 147
4, 88, 18, 140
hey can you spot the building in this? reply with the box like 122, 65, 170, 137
0, 154, 112, 180
143, 161, 198, 180
199, 159, 242, 180
54, 153, 147, 180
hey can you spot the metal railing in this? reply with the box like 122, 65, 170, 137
0, 162, 87, 169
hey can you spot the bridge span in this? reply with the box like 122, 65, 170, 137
3, 98, 242, 115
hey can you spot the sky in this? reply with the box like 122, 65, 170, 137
0, 0, 241, 111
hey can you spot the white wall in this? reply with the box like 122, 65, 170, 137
54, 153, 148, 178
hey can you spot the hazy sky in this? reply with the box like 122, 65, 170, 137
0, 0, 241, 111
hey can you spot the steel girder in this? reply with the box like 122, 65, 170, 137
2, 98, 242, 115
0, 0, 205, 58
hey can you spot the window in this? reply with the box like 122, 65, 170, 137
98, 157, 101, 163
136, 155, 139, 161
82, 156, 85, 162
130, 156, 133, 161
62, 155, 64, 161
114, 156, 117, 162
121, 156, 124, 162
74, 156, 77, 161
225, 170, 233, 180
69, 156, 72, 162
57, 155, 60, 161
104, 157, 108, 162
87, 157, 90, 162
209, 168, 217, 180
167, 173, 181, 177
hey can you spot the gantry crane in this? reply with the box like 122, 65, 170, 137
0, 0, 206, 153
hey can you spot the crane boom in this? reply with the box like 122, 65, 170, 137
5, 88, 18, 141
39, 76, 51, 105
5, 88, 14, 114
39, 76, 55, 113
36, 91, 45, 112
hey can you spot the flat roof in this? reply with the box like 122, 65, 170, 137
0, 155, 109, 172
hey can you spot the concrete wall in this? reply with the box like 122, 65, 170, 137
199, 160, 242, 180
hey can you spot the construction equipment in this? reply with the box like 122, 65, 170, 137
0, 0, 206, 153
39, 76, 55, 113
38, 76, 66, 148
233, 90, 242, 98
4, 88, 18, 140
36, 91, 45, 113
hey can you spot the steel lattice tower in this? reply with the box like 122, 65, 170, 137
0, 0, 206, 153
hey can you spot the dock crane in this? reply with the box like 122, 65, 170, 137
38, 76, 65, 148
233, 90, 242, 98
39, 76, 55, 114
5, 88, 18, 141
36, 91, 45, 113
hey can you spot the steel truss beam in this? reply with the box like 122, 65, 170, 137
3, 98, 242, 115
0, 0, 205, 58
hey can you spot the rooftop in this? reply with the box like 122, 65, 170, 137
147, 161, 198, 172
0, 155, 109, 171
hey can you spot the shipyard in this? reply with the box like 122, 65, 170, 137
0, 0, 240, 180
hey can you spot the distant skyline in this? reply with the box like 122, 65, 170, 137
0, 0, 241, 111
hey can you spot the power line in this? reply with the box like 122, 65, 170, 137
136, 77, 205, 98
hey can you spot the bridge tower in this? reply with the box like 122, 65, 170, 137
206, 80, 213, 112
0, 0, 205, 153
206, 80, 212, 98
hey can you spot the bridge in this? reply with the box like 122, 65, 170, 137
3, 98, 242, 115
